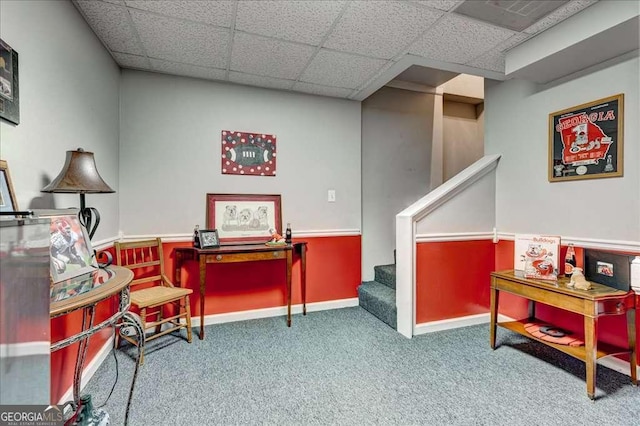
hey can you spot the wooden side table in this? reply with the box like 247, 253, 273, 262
490, 270, 637, 399
175, 242, 307, 339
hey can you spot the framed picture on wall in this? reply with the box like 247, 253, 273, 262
0, 39, 20, 125
548, 94, 623, 182
206, 193, 282, 244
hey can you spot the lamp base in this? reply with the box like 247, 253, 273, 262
70, 394, 110, 426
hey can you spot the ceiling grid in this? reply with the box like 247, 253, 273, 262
72, 0, 600, 100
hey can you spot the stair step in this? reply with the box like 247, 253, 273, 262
357, 281, 396, 329
374, 264, 396, 289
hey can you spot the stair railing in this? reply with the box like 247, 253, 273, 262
395, 154, 501, 338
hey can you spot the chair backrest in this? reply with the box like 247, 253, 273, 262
114, 238, 166, 289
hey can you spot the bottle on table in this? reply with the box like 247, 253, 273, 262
564, 243, 576, 278
285, 223, 292, 244
193, 225, 200, 248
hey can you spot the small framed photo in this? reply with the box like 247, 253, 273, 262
0, 159, 18, 215
49, 214, 97, 283
199, 229, 220, 249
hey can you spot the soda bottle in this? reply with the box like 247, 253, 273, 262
564, 243, 576, 278
193, 225, 200, 248
285, 223, 292, 244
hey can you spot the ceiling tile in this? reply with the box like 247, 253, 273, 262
130, 9, 230, 68
300, 49, 387, 89
324, 1, 443, 59
150, 59, 227, 81
230, 32, 316, 80
74, 0, 143, 55
409, 13, 515, 64
228, 71, 295, 90
236, 1, 345, 45
523, 0, 598, 34
112, 52, 151, 69
292, 82, 354, 99
414, 1, 462, 12
124, 0, 235, 27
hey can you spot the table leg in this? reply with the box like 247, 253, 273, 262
174, 250, 183, 285
199, 255, 206, 340
286, 249, 292, 327
528, 300, 536, 320
584, 315, 598, 400
627, 308, 637, 385
300, 244, 307, 315
489, 283, 499, 350
73, 306, 95, 402
119, 311, 144, 426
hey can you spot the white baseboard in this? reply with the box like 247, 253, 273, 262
414, 312, 501, 335
0, 341, 50, 358
416, 313, 639, 379
57, 335, 115, 405
191, 298, 359, 327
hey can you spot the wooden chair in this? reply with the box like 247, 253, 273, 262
114, 238, 192, 363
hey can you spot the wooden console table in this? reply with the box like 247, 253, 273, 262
174, 242, 307, 339
490, 270, 637, 399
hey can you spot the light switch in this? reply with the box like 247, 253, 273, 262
328, 190, 336, 202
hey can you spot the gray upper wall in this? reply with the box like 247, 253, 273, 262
118, 70, 361, 236
485, 55, 639, 242
0, 0, 120, 242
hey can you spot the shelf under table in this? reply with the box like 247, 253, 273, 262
498, 320, 632, 361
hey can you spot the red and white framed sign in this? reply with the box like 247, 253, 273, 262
221, 130, 277, 176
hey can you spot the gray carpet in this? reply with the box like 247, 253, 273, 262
83, 307, 639, 425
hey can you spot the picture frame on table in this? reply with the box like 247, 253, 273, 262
549, 94, 623, 182
198, 229, 220, 249
206, 193, 282, 244
0, 159, 18, 215
49, 214, 97, 283
0, 39, 20, 125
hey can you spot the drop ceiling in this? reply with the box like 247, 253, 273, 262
73, 0, 600, 100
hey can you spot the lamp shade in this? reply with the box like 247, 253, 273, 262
42, 148, 114, 194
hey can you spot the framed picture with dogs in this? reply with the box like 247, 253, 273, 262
206, 194, 282, 244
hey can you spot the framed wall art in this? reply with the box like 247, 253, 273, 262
198, 229, 220, 249
206, 193, 282, 244
0, 159, 18, 214
549, 94, 623, 182
49, 214, 96, 283
221, 130, 277, 176
0, 39, 20, 125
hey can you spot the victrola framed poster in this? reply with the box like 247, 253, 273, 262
548, 94, 623, 182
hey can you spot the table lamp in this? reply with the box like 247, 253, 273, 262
42, 148, 114, 239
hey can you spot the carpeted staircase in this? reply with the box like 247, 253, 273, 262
357, 264, 396, 329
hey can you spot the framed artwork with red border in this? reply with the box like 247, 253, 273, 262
548, 94, 623, 182
221, 130, 277, 176
206, 194, 282, 244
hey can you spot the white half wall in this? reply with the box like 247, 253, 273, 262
416, 169, 495, 235
362, 87, 434, 280
0, 0, 121, 241
485, 55, 639, 241
118, 70, 361, 235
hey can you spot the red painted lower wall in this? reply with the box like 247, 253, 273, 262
50, 235, 361, 403
416, 240, 494, 323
